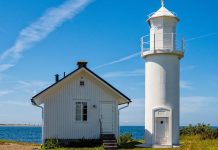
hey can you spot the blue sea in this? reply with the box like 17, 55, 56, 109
0, 126, 217, 144
0, 126, 144, 144
0, 126, 42, 144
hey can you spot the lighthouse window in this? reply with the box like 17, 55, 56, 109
160, 121, 164, 124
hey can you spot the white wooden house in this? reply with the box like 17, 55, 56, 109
31, 61, 131, 144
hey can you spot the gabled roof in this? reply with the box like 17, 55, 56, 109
31, 63, 131, 105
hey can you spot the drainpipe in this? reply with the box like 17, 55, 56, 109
31, 99, 44, 144
118, 102, 130, 144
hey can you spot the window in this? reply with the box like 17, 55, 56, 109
80, 81, 85, 86
75, 102, 87, 121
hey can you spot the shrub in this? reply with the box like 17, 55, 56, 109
119, 133, 133, 144
43, 139, 59, 149
42, 139, 102, 148
180, 123, 218, 140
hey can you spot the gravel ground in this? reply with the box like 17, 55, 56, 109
0, 142, 40, 150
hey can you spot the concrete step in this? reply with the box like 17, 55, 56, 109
102, 138, 116, 140
103, 140, 117, 143
101, 134, 115, 138
102, 134, 117, 150
104, 145, 118, 149
104, 143, 117, 146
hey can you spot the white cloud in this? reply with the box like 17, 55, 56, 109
180, 96, 218, 125
0, 64, 14, 72
0, 100, 30, 107
120, 98, 144, 126
0, 90, 12, 97
180, 80, 192, 89
181, 65, 196, 71
186, 32, 218, 42
93, 52, 140, 70
103, 69, 144, 78
17, 80, 48, 88
0, 0, 92, 71
16, 80, 49, 94
120, 96, 218, 126
181, 96, 218, 113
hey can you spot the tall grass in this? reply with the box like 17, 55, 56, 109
180, 123, 218, 140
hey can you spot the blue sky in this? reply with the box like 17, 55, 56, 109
0, 0, 218, 126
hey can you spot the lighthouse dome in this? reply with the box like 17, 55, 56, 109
148, 6, 179, 21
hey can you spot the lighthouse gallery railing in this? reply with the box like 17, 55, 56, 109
141, 33, 185, 53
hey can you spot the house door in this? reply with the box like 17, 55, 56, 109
100, 102, 113, 133
155, 117, 169, 145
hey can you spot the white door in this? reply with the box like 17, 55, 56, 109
155, 117, 169, 145
101, 103, 113, 133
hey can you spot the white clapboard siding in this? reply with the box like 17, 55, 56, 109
42, 70, 119, 140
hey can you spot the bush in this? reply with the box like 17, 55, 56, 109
42, 139, 102, 149
119, 133, 133, 144
180, 123, 218, 140
43, 139, 59, 149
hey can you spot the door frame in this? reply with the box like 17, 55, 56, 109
100, 102, 114, 134
152, 107, 172, 145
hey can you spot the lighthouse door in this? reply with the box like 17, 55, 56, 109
155, 117, 169, 145
154, 109, 170, 145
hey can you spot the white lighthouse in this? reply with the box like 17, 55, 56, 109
141, 0, 184, 148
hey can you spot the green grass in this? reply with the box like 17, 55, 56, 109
40, 147, 104, 150
119, 135, 218, 150
40, 136, 218, 149
2, 136, 218, 150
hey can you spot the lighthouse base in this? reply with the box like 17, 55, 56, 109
136, 144, 180, 148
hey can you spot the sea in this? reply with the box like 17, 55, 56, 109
0, 126, 217, 144
0, 126, 144, 144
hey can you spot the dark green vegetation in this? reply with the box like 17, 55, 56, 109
42, 139, 102, 149
43, 139, 59, 149
180, 123, 218, 140
119, 133, 134, 144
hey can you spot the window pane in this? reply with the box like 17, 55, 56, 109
76, 114, 81, 121
76, 102, 82, 121
82, 102, 87, 121
80, 81, 85, 86
76, 102, 87, 122
83, 114, 87, 121
82, 102, 87, 107
83, 108, 87, 114
76, 102, 81, 107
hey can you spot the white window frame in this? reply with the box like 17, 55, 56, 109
75, 101, 88, 122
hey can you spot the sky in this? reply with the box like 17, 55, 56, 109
0, 0, 218, 126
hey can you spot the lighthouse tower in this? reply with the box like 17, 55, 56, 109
141, 0, 184, 148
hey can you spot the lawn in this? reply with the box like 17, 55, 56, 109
119, 135, 218, 150
1, 135, 218, 150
